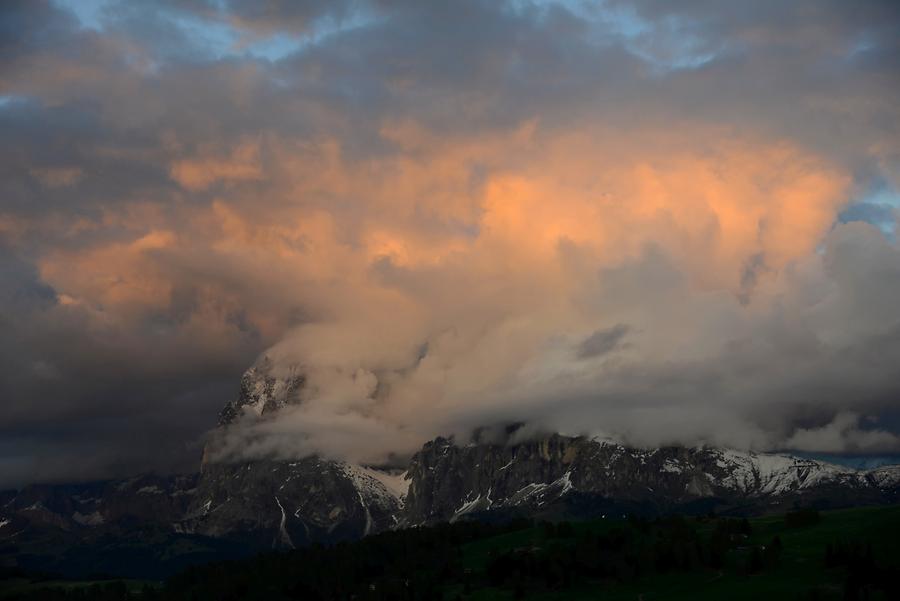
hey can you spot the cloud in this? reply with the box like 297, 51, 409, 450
1, 0, 899, 486
213, 217, 900, 465
785, 413, 900, 454
169, 139, 263, 191
29, 166, 83, 188
577, 324, 630, 359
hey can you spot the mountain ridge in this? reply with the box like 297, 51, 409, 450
2, 360, 898, 578
3, 435, 897, 547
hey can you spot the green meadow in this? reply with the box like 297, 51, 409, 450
3, 505, 898, 600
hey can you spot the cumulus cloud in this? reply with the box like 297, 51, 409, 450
169, 139, 263, 191
785, 413, 900, 454
1, 0, 899, 486
209, 218, 900, 465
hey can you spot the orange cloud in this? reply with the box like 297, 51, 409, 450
169, 139, 263, 191
39, 230, 177, 316
19, 117, 868, 461
36, 123, 851, 334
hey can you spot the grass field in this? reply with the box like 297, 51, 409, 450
452, 505, 900, 600
2, 505, 898, 600
0, 578, 156, 598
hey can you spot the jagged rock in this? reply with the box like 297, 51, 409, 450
403, 434, 900, 525
192, 359, 407, 547
183, 459, 405, 548
217, 356, 305, 426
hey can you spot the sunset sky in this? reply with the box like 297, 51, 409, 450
1, 0, 899, 487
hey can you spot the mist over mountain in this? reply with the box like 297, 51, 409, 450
2, 361, 899, 580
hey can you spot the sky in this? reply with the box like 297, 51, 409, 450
1, 0, 899, 488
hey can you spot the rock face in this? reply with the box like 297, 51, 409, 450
188, 358, 406, 548
216, 357, 305, 427
403, 434, 900, 525
183, 459, 405, 548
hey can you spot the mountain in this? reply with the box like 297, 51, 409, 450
0, 473, 197, 535
180, 459, 405, 548
215, 356, 305, 427
198, 361, 898, 534
2, 359, 898, 578
403, 434, 900, 526
0, 474, 241, 580
184, 358, 406, 548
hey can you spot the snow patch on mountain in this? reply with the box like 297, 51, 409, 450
662, 459, 684, 473
709, 448, 864, 495
869, 465, 900, 489
72, 511, 105, 526
274, 496, 295, 548
505, 482, 550, 506
340, 464, 407, 510
357, 467, 410, 501
219, 359, 306, 425
451, 490, 494, 522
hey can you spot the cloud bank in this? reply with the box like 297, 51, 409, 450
1, 0, 899, 486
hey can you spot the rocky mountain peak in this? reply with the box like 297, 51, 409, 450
193, 359, 405, 548
217, 356, 305, 426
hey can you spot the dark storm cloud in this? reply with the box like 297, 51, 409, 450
0, 237, 263, 486
1, 0, 899, 487
577, 324, 630, 359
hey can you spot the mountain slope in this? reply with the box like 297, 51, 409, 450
182, 458, 404, 548
196, 360, 900, 536
403, 434, 900, 525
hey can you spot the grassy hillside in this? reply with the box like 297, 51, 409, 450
2, 505, 898, 600
457, 505, 900, 600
